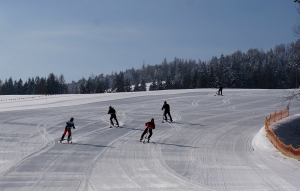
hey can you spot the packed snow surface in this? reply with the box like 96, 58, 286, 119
0, 89, 299, 191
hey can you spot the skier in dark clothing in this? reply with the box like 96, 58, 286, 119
108, 106, 119, 127
217, 83, 223, 96
161, 101, 173, 122
60, 117, 75, 143
140, 118, 155, 143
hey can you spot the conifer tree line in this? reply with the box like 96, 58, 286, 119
66, 39, 300, 93
0, 73, 67, 95
0, 39, 300, 95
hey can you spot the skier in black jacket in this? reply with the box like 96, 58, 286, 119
217, 83, 223, 96
161, 101, 173, 122
108, 106, 119, 127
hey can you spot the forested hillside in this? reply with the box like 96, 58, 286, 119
1, 39, 299, 95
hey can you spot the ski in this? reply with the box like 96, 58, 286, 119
141, 131, 149, 143
141, 140, 154, 144
142, 136, 150, 143
59, 140, 74, 144
162, 120, 172, 123
59, 138, 74, 144
110, 123, 119, 128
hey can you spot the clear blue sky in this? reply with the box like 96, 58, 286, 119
0, 0, 299, 83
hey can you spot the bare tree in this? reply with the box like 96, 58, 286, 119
280, 90, 300, 108
294, 0, 300, 36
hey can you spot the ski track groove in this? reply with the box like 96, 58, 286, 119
185, 97, 282, 129
0, 114, 59, 174
76, 110, 134, 191
0, 110, 124, 190
0, 117, 60, 176
109, 124, 211, 190
186, 94, 295, 190
0, 117, 64, 189
78, 128, 140, 190
151, 127, 213, 190
33, 111, 125, 190
154, 92, 296, 190
0, 90, 299, 190
252, 130, 299, 191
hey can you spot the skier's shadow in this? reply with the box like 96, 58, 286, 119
189, 123, 204, 126
130, 128, 144, 131
76, 143, 114, 148
155, 142, 198, 148
171, 121, 204, 126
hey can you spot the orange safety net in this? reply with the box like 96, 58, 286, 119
265, 106, 300, 161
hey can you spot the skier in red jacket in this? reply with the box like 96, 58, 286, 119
140, 118, 155, 143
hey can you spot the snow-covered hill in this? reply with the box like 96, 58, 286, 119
0, 89, 299, 191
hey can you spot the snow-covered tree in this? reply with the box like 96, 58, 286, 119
294, 1, 300, 36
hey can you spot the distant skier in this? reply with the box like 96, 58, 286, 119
60, 117, 75, 143
108, 106, 119, 127
140, 118, 155, 143
161, 101, 173, 122
217, 83, 223, 96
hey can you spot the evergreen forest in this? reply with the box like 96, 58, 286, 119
1, 39, 300, 95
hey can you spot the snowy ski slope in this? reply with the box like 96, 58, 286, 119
0, 89, 299, 191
